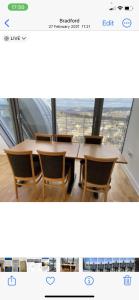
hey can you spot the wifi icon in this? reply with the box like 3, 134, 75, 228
118, 5, 123, 10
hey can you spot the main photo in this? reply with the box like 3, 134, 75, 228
0, 98, 138, 202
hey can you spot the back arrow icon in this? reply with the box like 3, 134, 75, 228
5, 19, 10, 28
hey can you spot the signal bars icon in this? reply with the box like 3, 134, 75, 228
109, 5, 123, 11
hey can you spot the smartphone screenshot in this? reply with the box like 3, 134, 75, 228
0, 1, 139, 300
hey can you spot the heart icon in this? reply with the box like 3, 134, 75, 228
46, 277, 55, 285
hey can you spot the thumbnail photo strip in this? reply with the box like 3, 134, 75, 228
0, 257, 139, 273
0, 98, 139, 202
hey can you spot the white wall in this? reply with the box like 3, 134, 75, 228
122, 99, 139, 195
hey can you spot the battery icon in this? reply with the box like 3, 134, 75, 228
125, 6, 134, 11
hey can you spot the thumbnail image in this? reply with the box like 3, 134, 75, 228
19, 259, 27, 272
97, 258, 105, 272
26, 258, 56, 272
112, 258, 120, 272
119, 258, 135, 272
0, 98, 139, 202
83, 258, 98, 272
0, 257, 57, 272
42, 258, 56, 272
60, 258, 79, 272
104, 258, 113, 272
27, 258, 42, 272
0, 258, 4, 272
135, 258, 139, 272
83, 258, 136, 272
125, 258, 135, 272
0, 258, 27, 272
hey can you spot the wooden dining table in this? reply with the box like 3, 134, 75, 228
11, 139, 80, 158
10, 139, 127, 193
78, 143, 127, 163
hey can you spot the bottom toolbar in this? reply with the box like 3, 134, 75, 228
0, 258, 139, 299
0, 271, 139, 300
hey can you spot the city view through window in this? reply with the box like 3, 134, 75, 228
101, 99, 133, 150
56, 99, 133, 151
56, 99, 95, 142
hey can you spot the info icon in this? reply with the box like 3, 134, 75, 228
84, 276, 94, 286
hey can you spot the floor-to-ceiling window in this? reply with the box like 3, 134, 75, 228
18, 98, 52, 139
0, 98, 133, 152
0, 98, 16, 145
100, 98, 133, 151
56, 99, 95, 142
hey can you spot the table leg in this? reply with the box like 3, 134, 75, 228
66, 158, 76, 194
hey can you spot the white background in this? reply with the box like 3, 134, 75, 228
0, 31, 139, 256
0, 31, 139, 97
0, 203, 138, 256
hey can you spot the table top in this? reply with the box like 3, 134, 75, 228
78, 143, 127, 163
11, 139, 80, 159
11, 139, 127, 163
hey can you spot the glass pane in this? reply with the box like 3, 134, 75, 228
100, 99, 133, 151
56, 99, 95, 142
18, 98, 52, 139
0, 98, 16, 143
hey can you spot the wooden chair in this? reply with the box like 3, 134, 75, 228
35, 132, 53, 141
79, 135, 103, 184
82, 156, 117, 201
37, 151, 71, 200
84, 135, 103, 144
54, 134, 73, 143
5, 150, 42, 200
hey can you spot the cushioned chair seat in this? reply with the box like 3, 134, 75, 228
37, 151, 70, 200
82, 163, 111, 185
5, 150, 42, 200
81, 156, 117, 201
55, 135, 73, 143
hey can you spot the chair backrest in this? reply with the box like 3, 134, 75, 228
37, 151, 66, 179
55, 134, 73, 143
35, 133, 52, 142
5, 150, 34, 178
84, 135, 103, 144
84, 156, 117, 186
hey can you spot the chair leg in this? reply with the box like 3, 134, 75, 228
42, 179, 45, 201
62, 183, 67, 201
104, 190, 108, 202
82, 185, 86, 201
79, 163, 82, 183
14, 180, 18, 200
33, 180, 38, 200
